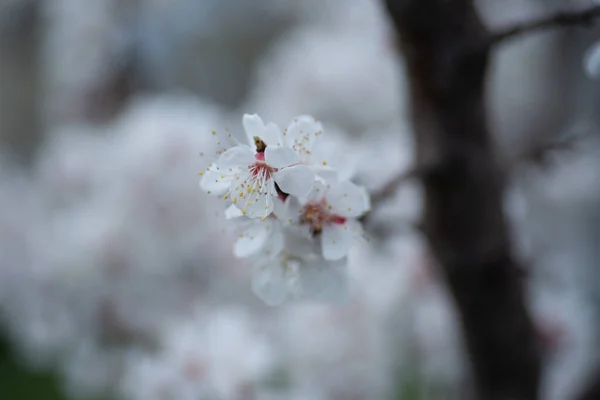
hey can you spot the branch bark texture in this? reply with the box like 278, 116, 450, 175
383, 1, 541, 399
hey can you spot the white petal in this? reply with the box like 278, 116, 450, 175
284, 116, 322, 153
585, 41, 600, 79
262, 122, 284, 147
230, 171, 277, 219
224, 204, 243, 219
278, 196, 303, 224
313, 165, 339, 184
263, 228, 284, 259
234, 223, 271, 258
326, 180, 368, 217
274, 165, 314, 197
243, 114, 266, 146
359, 186, 371, 213
306, 180, 327, 203
298, 257, 348, 303
200, 168, 233, 195
321, 224, 352, 261
251, 261, 289, 306
285, 230, 317, 257
264, 145, 299, 169
217, 145, 255, 169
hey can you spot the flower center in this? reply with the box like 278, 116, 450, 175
300, 200, 347, 235
249, 153, 273, 179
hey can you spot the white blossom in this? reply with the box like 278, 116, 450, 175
282, 179, 370, 261
200, 114, 316, 219
251, 252, 349, 306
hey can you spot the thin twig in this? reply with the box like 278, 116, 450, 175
491, 5, 600, 46
369, 167, 421, 209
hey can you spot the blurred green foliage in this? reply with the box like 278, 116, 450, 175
0, 336, 73, 400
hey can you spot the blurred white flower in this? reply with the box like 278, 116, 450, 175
283, 180, 369, 261
250, 251, 349, 306
120, 308, 275, 400
226, 204, 285, 259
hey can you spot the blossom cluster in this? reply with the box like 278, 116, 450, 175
199, 114, 370, 305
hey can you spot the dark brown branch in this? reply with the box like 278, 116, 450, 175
578, 370, 600, 400
490, 5, 600, 46
383, 0, 542, 399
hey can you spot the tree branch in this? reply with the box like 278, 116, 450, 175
369, 167, 421, 209
490, 5, 600, 46
383, 0, 542, 399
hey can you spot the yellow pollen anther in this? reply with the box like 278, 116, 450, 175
239, 191, 244, 197
260, 217, 266, 222
211, 131, 216, 135
198, 171, 204, 176
223, 194, 229, 200
246, 201, 253, 206
241, 209, 247, 215
322, 161, 327, 166
232, 198, 237, 203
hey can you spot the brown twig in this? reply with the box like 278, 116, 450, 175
383, 0, 542, 399
490, 5, 600, 46
368, 167, 421, 209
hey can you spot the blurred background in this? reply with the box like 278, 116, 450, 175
0, 0, 600, 399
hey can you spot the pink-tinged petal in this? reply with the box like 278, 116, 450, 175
298, 257, 348, 304
216, 145, 255, 169
252, 261, 289, 306
200, 168, 233, 195
326, 180, 368, 218
273, 165, 314, 198
243, 114, 266, 146
234, 223, 271, 258
284, 116, 322, 153
321, 224, 352, 261
264, 145, 299, 169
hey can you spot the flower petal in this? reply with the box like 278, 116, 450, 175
284, 116, 322, 154
306, 180, 327, 203
264, 145, 299, 169
230, 170, 277, 219
298, 257, 348, 303
326, 180, 368, 217
251, 261, 289, 306
262, 122, 284, 147
199, 168, 233, 195
243, 114, 266, 146
263, 227, 284, 259
234, 223, 271, 258
273, 165, 314, 198
217, 145, 255, 169
224, 204, 243, 219
321, 224, 352, 261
